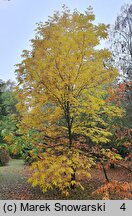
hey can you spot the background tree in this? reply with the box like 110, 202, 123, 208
109, 4, 132, 160
0, 80, 17, 143
110, 3, 132, 126
0, 79, 18, 164
110, 4, 132, 80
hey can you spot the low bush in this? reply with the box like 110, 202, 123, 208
0, 146, 10, 166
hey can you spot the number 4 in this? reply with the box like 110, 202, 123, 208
120, 203, 126, 211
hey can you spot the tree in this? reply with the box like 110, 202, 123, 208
0, 80, 18, 165
106, 84, 132, 160
111, 4, 132, 158
0, 80, 17, 143
110, 4, 132, 81
0, 80, 18, 145
16, 6, 124, 196
109, 4, 132, 154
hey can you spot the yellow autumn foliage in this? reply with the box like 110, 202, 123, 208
15, 6, 124, 195
28, 146, 95, 196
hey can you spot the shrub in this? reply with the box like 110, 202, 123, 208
0, 146, 10, 166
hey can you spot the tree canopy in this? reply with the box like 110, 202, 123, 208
110, 4, 132, 81
16, 6, 121, 145
14, 6, 127, 196
0, 80, 17, 144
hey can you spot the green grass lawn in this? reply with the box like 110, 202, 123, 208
0, 158, 101, 200
0, 159, 26, 199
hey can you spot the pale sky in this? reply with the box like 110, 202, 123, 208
0, 0, 131, 82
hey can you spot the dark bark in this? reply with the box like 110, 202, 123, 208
101, 163, 110, 183
70, 166, 76, 189
68, 123, 72, 147
64, 100, 73, 148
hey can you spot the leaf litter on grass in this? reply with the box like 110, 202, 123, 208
0, 159, 131, 199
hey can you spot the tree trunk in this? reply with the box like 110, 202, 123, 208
65, 101, 73, 148
70, 166, 76, 189
101, 163, 110, 183
68, 123, 72, 147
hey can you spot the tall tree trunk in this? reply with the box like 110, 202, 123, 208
68, 123, 72, 147
65, 101, 73, 148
